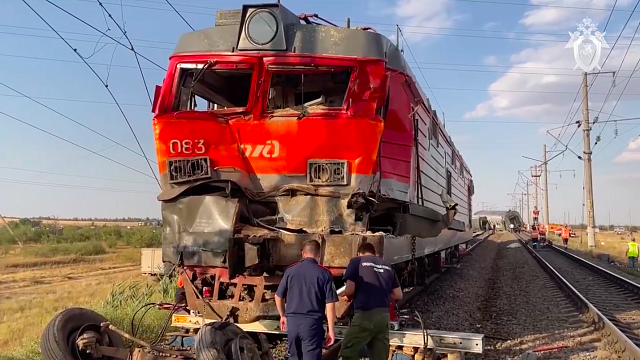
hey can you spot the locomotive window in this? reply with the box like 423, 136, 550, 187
267, 69, 352, 111
446, 169, 452, 197
174, 67, 254, 111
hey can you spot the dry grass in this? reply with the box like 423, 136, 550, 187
561, 230, 632, 264
0, 246, 145, 355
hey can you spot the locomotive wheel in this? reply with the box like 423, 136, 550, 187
40, 307, 125, 360
195, 322, 262, 360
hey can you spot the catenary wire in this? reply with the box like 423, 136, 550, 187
0, 109, 155, 180
97, 0, 153, 105
398, 27, 444, 114
0, 177, 157, 194
41, 0, 167, 71
164, 0, 194, 31
22, 0, 160, 187
0, 166, 157, 185
550, 0, 620, 153
0, 81, 156, 163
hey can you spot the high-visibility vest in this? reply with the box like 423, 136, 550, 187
628, 242, 639, 257
561, 227, 570, 239
531, 230, 539, 239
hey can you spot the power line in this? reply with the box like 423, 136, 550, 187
22, 0, 160, 187
97, 0, 153, 105
0, 109, 155, 180
42, 0, 167, 71
0, 81, 156, 163
0, 166, 157, 185
164, 0, 195, 31
593, 20, 640, 150
0, 177, 157, 195
398, 26, 444, 114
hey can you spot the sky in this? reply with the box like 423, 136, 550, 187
0, 0, 639, 225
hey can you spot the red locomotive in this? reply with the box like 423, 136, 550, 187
150, 3, 475, 325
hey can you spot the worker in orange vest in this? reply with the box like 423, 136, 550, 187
530, 225, 539, 247
561, 225, 570, 249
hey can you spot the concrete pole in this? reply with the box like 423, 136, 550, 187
581, 72, 597, 248
526, 180, 531, 226
543, 144, 550, 232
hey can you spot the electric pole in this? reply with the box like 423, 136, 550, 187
526, 180, 531, 225
582, 72, 597, 248
542, 144, 550, 232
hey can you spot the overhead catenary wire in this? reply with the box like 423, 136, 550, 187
41, 0, 167, 71
0, 166, 157, 185
593, 18, 640, 150
22, 0, 160, 187
164, 0, 194, 31
0, 81, 156, 164
97, 0, 153, 105
398, 27, 444, 114
0, 177, 157, 194
0, 110, 155, 180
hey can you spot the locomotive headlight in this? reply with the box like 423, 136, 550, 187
307, 160, 348, 186
245, 9, 278, 46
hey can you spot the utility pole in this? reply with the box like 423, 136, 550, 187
582, 72, 597, 248
526, 180, 531, 225
542, 144, 550, 232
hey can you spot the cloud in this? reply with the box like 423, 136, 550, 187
614, 137, 640, 163
464, 21, 640, 121
483, 22, 498, 30
520, 0, 632, 30
392, 0, 459, 41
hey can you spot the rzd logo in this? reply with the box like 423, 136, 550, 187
240, 140, 280, 158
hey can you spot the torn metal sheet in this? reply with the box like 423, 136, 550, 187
162, 195, 239, 266
275, 195, 355, 232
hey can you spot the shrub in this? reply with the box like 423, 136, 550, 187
22, 241, 106, 258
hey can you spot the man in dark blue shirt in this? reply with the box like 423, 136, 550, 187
339, 242, 403, 360
275, 240, 338, 360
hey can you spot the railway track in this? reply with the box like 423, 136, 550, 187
518, 234, 640, 359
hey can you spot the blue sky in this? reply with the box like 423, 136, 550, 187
0, 0, 639, 225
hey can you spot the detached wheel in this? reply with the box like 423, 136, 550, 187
40, 307, 125, 360
195, 322, 262, 360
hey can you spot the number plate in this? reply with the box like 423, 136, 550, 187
167, 157, 211, 184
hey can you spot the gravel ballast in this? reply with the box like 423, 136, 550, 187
409, 233, 615, 359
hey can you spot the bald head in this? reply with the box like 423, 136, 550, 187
302, 240, 321, 260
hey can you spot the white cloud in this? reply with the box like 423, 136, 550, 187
520, 0, 632, 30
392, 0, 459, 41
614, 137, 640, 163
464, 21, 640, 121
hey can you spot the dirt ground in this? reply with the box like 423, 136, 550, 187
0, 248, 144, 354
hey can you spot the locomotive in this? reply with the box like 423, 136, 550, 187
151, 2, 475, 325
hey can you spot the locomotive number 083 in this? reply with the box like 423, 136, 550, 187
169, 140, 206, 154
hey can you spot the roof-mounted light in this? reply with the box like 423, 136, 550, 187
245, 9, 278, 46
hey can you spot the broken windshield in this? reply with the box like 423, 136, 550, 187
266, 67, 352, 114
173, 64, 254, 112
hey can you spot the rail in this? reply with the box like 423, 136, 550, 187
517, 234, 640, 359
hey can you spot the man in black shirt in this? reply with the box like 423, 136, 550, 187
339, 243, 403, 360
275, 240, 338, 360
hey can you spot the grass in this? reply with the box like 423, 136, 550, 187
552, 230, 640, 277
0, 244, 164, 359
0, 272, 177, 360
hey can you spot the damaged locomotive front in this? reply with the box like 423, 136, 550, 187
151, 3, 467, 324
